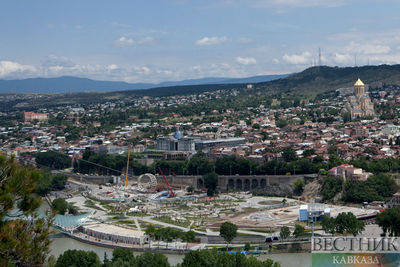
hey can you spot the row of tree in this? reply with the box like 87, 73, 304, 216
71, 150, 323, 177
145, 225, 196, 249
37, 148, 400, 178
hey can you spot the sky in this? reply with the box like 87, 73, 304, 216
1, 0, 400, 83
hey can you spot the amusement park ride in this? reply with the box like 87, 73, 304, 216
123, 148, 176, 197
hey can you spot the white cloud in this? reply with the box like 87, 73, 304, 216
345, 41, 391, 55
282, 51, 312, 64
195, 36, 227, 46
107, 64, 119, 71
235, 56, 257, 65
262, 0, 345, 7
238, 37, 252, 43
333, 53, 352, 64
114, 36, 155, 47
0, 61, 36, 78
273, 58, 280, 63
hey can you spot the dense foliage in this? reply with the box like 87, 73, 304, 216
0, 154, 53, 266
219, 222, 238, 247
179, 249, 281, 267
293, 224, 306, 238
279, 226, 291, 240
342, 174, 397, 203
56, 249, 102, 267
376, 207, 400, 236
203, 172, 218, 196
321, 212, 365, 236
36, 169, 68, 196
321, 176, 343, 201
35, 151, 71, 169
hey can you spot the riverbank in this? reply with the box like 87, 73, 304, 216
50, 235, 312, 267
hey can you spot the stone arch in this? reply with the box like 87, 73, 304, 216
244, 179, 250, 191
197, 178, 204, 189
260, 179, 266, 188
228, 179, 235, 190
236, 179, 242, 190
252, 179, 258, 190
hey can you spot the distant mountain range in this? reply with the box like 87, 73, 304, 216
0, 74, 289, 94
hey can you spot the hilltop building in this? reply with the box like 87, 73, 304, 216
344, 79, 375, 119
329, 164, 372, 181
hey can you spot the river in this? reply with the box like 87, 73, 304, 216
49, 235, 311, 267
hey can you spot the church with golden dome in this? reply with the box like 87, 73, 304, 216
344, 78, 375, 119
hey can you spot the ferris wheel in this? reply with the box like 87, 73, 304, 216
137, 173, 157, 192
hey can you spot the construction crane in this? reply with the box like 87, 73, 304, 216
125, 149, 130, 187
158, 166, 175, 197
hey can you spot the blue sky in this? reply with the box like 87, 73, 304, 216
1, 0, 400, 83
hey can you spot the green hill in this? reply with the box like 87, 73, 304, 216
255, 64, 400, 97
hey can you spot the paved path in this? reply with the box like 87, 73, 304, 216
134, 218, 141, 231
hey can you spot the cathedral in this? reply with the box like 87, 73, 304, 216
344, 78, 375, 119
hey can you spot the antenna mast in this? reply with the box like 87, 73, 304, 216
318, 47, 322, 66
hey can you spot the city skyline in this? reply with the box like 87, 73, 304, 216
1, 0, 400, 83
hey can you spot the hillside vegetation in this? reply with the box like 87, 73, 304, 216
255, 64, 400, 97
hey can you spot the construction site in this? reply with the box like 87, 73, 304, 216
47, 160, 379, 252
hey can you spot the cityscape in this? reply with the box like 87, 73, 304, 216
2, 1, 400, 267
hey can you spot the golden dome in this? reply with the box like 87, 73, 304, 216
354, 78, 364, 87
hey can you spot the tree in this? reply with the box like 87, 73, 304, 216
187, 185, 194, 193
321, 176, 343, 201
376, 207, 400, 236
293, 224, 305, 238
279, 226, 291, 240
110, 247, 135, 265
293, 178, 305, 195
36, 170, 68, 196
35, 150, 71, 169
145, 224, 156, 248
136, 252, 170, 267
219, 222, 238, 249
321, 217, 336, 235
55, 249, 102, 267
36, 170, 53, 196
276, 119, 288, 129
282, 146, 297, 162
302, 149, 315, 158
51, 174, 68, 190
342, 112, 351, 123
182, 230, 196, 249
180, 249, 281, 267
52, 198, 68, 214
0, 154, 53, 266
203, 172, 218, 196
333, 212, 365, 236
